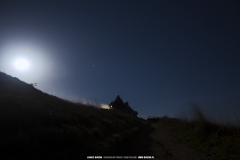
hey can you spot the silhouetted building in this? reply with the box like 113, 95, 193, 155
109, 95, 138, 117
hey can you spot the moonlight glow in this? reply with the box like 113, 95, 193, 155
14, 59, 29, 71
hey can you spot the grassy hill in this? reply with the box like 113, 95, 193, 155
150, 107, 240, 160
0, 71, 147, 159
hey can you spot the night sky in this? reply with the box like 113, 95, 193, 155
1, 0, 240, 120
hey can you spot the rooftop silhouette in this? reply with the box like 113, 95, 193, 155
109, 95, 138, 116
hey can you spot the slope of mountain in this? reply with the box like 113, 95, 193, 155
0, 71, 146, 159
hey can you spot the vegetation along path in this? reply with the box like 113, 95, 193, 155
119, 122, 216, 160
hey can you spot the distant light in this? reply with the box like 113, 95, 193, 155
111, 106, 112, 108
100, 104, 110, 109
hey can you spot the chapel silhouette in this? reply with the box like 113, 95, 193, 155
109, 95, 138, 117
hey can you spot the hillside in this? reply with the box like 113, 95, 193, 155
0, 71, 146, 159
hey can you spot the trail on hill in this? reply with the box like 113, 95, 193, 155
118, 122, 216, 160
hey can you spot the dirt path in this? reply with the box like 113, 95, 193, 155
118, 122, 216, 160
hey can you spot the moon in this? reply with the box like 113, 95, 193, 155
14, 59, 30, 71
